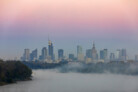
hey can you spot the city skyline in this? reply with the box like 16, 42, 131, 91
0, 39, 137, 60
19, 40, 134, 63
0, 0, 138, 59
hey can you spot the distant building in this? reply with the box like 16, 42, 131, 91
135, 55, 138, 62
100, 49, 108, 62
77, 45, 84, 61
23, 49, 30, 61
104, 49, 108, 61
110, 53, 115, 61
85, 49, 92, 63
100, 50, 104, 60
41, 47, 48, 61
39, 55, 43, 61
58, 49, 64, 60
115, 49, 121, 60
91, 42, 98, 61
115, 49, 127, 61
48, 40, 54, 61
30, 49, 38, 61
120, 49, 127, 61
86, 49, 92, 58
69, 54, 75, 61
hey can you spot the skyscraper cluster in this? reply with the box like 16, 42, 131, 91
21, 40, 136, 63
85, 44, 128, 63
21, 39, 55, 62
77, 42, 128, 63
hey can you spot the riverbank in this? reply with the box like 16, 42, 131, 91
0, 77, 32, 86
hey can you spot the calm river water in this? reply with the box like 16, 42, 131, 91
0, 70, 138, 92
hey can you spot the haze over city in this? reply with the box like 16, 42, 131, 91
0, 0, 138, 60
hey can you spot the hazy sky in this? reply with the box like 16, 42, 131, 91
0, 0, 138, 60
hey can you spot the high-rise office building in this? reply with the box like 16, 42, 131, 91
30, 49, 38, 61
104, 49, 108, 61
69, 54, 75, 61
58, 49, 64, 60
100, 49, 108, 61
39, 55, 43, 61
120, 49, 127, 61
48, 40, 54, 61
92, 42, 98, 61
86, 49, 92, 62
100, 50, 104, 60
110, 53, 115, 61
77, 45, 84, 61
42, 47, 47, 61
115, 49, 127, 61
115, 49, 121, 60
77, 45, 82, 55
86, 49, 92, 58
23, 49, 30, 61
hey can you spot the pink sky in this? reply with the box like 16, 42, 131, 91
0, 0, 138, 37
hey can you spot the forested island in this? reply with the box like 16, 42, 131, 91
0, 60, 32, 86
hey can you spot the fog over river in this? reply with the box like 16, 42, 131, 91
0, 70, 138, 92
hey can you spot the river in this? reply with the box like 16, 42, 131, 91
0, 70, 138, 92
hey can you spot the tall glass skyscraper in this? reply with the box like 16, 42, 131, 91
42, 47, 47, 61
48, 40, 54, 60
110, 53, 115, 61
69, 54, 75, 61
86, 49, 92, 58
30, 49, 38, 61
23, 49, 30, 61
77, 45, 84, 61
58, 49, 64, 60
100, 49, 108, 61
121, 49, 127, 61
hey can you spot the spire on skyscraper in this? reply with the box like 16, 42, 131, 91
48, 40, 52, 45
92, 41, 98, 61
48, 35, 52, 45
48, 37, 54, 61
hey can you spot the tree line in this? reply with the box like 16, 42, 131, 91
0, 60, 32, 85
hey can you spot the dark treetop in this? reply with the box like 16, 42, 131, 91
0, 60, 32, 86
